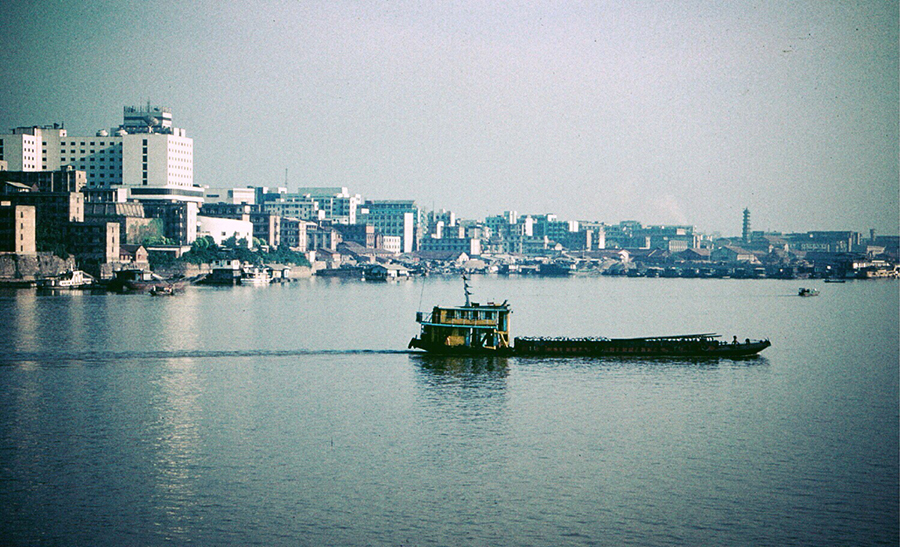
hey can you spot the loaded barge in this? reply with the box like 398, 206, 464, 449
408, 284, 770, 358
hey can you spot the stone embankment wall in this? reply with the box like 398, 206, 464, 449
0, 253, 76, 281
287, 266, 312, 279
98, 262, 211, 280
146, 263, 210, 280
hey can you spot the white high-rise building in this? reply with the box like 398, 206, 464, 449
0, 106, 201, 204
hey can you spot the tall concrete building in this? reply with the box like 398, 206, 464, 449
0, 106, 201, 205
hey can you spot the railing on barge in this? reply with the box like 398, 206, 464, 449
515, 333, 720, 343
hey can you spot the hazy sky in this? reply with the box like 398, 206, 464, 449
1, 0, 897, 235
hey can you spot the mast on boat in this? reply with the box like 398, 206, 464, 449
463, 275, 472, 307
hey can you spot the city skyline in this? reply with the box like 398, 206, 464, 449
1, 0, 897, 236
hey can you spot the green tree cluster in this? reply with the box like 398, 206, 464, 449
148, 236, 311, 268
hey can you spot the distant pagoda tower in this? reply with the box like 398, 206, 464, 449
742, 208, 751, 244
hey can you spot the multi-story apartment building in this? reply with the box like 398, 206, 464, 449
141, 201, 197, 245
306, 225, 342, 252
255, 186, 361, 226
280, 218, 315, 251
64, 221, 120, 264
603, 221, 695, 250
579, 221, 606, 250
84, 202, 158, 245
294, 187, 361, 225
1, 191, 84, 225
532, 215, 580, 243
262, 194, 324, 222
358, 200, 419, 253
787, 231, 861, 253
485, 211, 519, 239
333, 223, 378, 248
426, 209, 457, 238
633, 225, 697, 252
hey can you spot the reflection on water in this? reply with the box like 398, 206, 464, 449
413, 352, 768, 374
148, 358, 203, 535
410, 354, 510, 433
412, 354, 510, 410
5, 290, 37, 353
412, 354, 511, 376
514, 354, 771, 370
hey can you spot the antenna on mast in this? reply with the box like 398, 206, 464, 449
462, 275, 472, 307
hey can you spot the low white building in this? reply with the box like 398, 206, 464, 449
197, 215, 253, 246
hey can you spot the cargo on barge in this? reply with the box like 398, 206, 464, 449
408, 280, 770, 357
513, 334, 771, 357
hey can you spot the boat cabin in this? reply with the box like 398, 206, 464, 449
415, 302, 511, 351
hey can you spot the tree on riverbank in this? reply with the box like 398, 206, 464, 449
148, 236, 310, 269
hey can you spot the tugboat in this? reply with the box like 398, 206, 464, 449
798, 287, 819, 297
408, 278, 771, 357
409, 277, 513, 354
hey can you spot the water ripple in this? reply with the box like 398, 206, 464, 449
0, 348, 414, 366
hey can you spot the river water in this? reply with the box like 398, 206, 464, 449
1, 276, 897, 546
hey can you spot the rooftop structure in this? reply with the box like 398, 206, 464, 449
121, 105, 174, 134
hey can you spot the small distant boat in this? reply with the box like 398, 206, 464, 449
798, 287, 819, 297
823, 279, 846, 284
240, 266, 271, 285
363, 264, 411, 282
149, 285, 176, 296
38, 270, 94, 290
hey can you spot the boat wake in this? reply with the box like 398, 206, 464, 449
0, 348, 416, 366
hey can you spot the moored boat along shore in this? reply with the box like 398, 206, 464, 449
2, 244, 898, 289
2, 222, 897, 289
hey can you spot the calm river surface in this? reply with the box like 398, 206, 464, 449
1, 276, 897, 546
